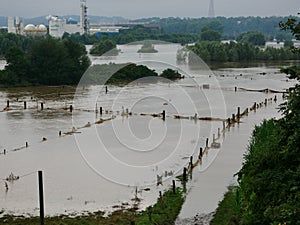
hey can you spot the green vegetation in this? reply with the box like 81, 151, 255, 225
0, 187, 184, 225
211, 16, 300, 225
237, 31, 266, 46
89, 39, 119, 56
84, 63, 158, 85
137, 16, 294, 41
136, 188, 184, 224
210, 186, 240, 225
137, 41, 158, 53
0, 38, 90, 86
84, 64, 184, 85
0, 32, 39, 56
188, 41, 300, 62
160, 68, 183, 80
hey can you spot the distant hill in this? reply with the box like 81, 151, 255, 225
0, 15, 128, 27
0, 16, 7, 27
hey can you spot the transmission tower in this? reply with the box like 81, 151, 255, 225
208, 0, 215, 18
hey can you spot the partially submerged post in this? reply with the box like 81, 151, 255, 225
100, 107, 103, 115
232, 114, 235, 123
237, 107, 240, 120
199, 147, 203, 158
162, 110, 166, 120
6, 100, 9, 108
183, 167, 187, 181
24, 101, 27, 109
206, 138, 209, 148
38, 170, 45, 225
190, 156, 193, 168
172, 180, 176, 193
41, 103, 44, 111
70, 105, 73, 113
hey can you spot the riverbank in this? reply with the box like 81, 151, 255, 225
0, 186, 184, 225
210, 117, 300, 224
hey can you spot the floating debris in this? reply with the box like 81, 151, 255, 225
6, 172, 19, 182
95, 116, 115, 124
211, 142, 221, 149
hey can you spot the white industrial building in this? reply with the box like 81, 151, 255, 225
48, 17, 82, 38
48, 0, 89, 38
7, 16, 24, 35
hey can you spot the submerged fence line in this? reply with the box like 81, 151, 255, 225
0, 94, 279, 159
173, 94, 279, 183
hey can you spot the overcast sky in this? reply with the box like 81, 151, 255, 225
0, 0, 299, 19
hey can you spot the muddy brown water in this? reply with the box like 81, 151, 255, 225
0, 44, 298, 219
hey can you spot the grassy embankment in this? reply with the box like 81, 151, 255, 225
0, 187, 184, 225
211, 118, 300, 225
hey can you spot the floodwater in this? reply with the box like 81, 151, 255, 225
0, 43, 298, 218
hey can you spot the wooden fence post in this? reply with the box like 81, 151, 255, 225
172, 180, 176, 193
199, 147, 203, 158
38, 171, 45, 225
183, 167, 187, 182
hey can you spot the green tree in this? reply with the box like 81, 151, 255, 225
200, 28, 222, 41
160, 68, 183, 80
5, 46, 29, 76
237, 31, 266, 46
90, 39, 119, 56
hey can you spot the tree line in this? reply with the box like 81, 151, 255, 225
0, 38, 90, 86
187, 41, 300, 62
134, 16, 294, 40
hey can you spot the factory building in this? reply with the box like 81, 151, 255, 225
24, 24, 47, 37
48, 0, 89, 38
48, 17, 81, 38
7, 16, 24, 35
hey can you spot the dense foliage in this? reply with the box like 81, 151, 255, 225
136, 16, 294, 40
237, 31, 266, 46
89, 39, 119, 56
84, 63, 184, 85
160, 68, 183, 80
188, 41, 300, 62
0, 38, 90, 86
84, 63, 158, 85
0, 32, 39, 56
211, 16, 300, 225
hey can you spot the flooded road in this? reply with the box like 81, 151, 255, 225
0, 43, 297, 217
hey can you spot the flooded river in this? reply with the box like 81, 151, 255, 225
0, 43, 298, 218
